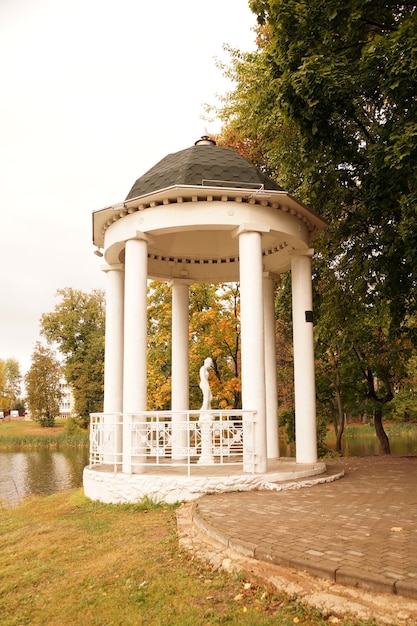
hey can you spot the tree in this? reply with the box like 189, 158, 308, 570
39, 284, 242, 424
250, 0, 417, 321
189, 283, 242, 409
0, 360, 5, 410
40, 288, 105, 427
212, 1, 417, 453
351, 313, 412, 454
262, 0, 417, 453
147, 281, 173, 410
25, 343, 61, 426
314, 255, 414, 453
209, 29, 307, 198
389, 352, 417, 422
313, 269, 355, 453
147, 281, 242, 411
0, 358, 22, 411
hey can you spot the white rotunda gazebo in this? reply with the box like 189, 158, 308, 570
83, 136, 327, 504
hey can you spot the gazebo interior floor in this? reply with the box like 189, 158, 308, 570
90, 457, 326, 481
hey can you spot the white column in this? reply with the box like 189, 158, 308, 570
102, 264, 124, 414
123, 235, 148, 473
237, 225, 268, 473
290, 249, 317, 463
170, 280, 190, 460
263, 274, 279, 458
102, 263, 124, 466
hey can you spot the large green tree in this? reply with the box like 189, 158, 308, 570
250, 0, 417, 321
25, 343, 61, 427
213, 0, 417, 453
40, 288, 105, 427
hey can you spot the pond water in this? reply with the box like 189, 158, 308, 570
0, 448, 89, 507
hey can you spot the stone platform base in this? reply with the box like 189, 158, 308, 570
83, 458, 330, 504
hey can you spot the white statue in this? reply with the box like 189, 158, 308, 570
199, 357, 213, 411
198, 357, 215, 465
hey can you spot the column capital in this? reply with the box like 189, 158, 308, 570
288, 248, 314, 259
101, 263, 125, 273
263, 271, 279, 281
168, 278, 194, 288
232, 223, 270, 238
124, 231, 154, 245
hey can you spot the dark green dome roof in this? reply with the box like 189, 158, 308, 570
125, 140, 282, 200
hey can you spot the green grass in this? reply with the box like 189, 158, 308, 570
0, 489, 380, 626
0, 419, 89, 449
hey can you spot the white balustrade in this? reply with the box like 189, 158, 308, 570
89, 410, 256, 475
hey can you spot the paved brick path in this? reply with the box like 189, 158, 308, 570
192, 456, 417, 600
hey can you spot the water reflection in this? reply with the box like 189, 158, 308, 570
0, 448, 89, 507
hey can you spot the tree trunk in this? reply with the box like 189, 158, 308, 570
330, 351, 345, 453
335, 388, 344, 454
374, 408, 390, 454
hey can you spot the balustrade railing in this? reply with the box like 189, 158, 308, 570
89, 410, 256, 475
89, 412, 123, 473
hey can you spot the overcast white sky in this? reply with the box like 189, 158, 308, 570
0, 0, 256, 376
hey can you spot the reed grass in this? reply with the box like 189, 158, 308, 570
343, 422, 416, 439
0, 419, 89, 449
325, 421, 416, 441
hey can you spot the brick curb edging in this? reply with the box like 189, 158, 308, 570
191, 471, 417, 602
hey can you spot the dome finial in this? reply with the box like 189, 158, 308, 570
195, 128, 216, 146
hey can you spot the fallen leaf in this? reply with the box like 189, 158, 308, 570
234, 593, 244, 601
243, 582, 251, 590
390, 527, 404, 532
